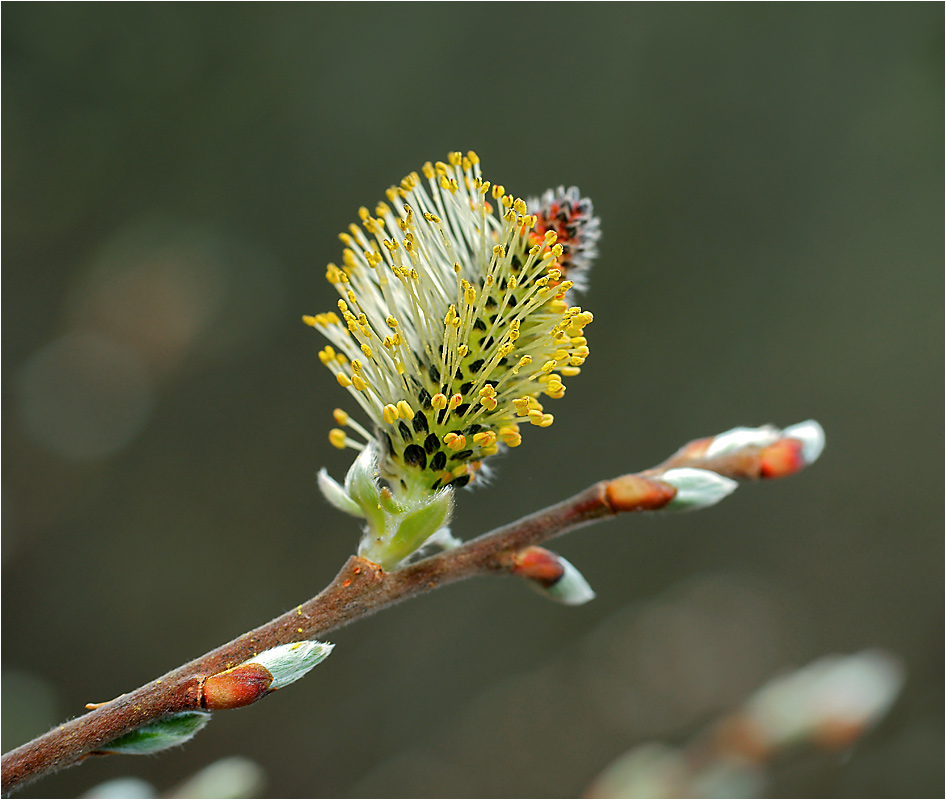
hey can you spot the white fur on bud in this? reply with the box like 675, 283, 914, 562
660, 468, 738, 511
97, 711, 211, 755
705, 425, 781, 458
541, 556, 597, 606
243, 641, 335, 690
781, 419, 826, 465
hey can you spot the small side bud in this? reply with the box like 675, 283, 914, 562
97, 711, 211, 755
513, 547, 596, 606
660, 468, 738, 511
203, 641, 335, 710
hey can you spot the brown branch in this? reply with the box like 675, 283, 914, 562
0, 429, 817, 794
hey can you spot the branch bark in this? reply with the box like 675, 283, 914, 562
0, 430, 816, 794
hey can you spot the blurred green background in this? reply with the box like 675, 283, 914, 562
3, 4, 943, 797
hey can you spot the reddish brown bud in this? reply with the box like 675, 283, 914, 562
201, 664, 274, 710
675, 436, 714, 460
512, 546, 565, 586
606, 475, 677, 512
759, 438, 805, 479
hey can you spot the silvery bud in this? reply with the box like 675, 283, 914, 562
97, 711, 210, 755
660, 468, 738, 511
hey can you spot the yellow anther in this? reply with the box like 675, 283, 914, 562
422, 162, 435, 179
516, 355, 532, 370
558, 280, 574, 293
338, 232, 352, 246
386, 315, 398, 329
432, 393, 448, 410
336, 373, 352, 388
529, 244, 542, 257
396, 400, 414, 420
540, 413, 554, 428
318, 347, 333, 365
382, 404, 399, 424
448, 151, 462, 166
551, 244, 564, 258
333, 408, 349, 426
303, 315, 317, 327
554, 349, 569, 362
492, 244, 505, 257
492, 184, 505, 199
329, 429, 347, 449
444, 433, 467, 451
513, 198, 528, 215
361, 344, 373, 358
457, 344, 469, 357
467, 150, 480, 165
472, 431, 497, 446
570, 336, 587, 346
500, 431, 521, 448
479, 396, 498, 411
351, 374, 368, 392
464, 285, 476, 305
528, 409, 544, 426
337, 299, 349, 313
540, 360, 557, 374
358, 206, 370, 221
448, 393, 462, 410
478, 384, 496, 397
423, 211, 442, 224
351, 359, 363, 373
547, 268, 562, 281
544, 231, 558, 246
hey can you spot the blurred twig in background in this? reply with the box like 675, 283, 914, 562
587, 650, 905, 798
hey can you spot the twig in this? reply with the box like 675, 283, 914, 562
0, 429, 817, 794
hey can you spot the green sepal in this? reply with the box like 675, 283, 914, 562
382, 490, 453, 568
